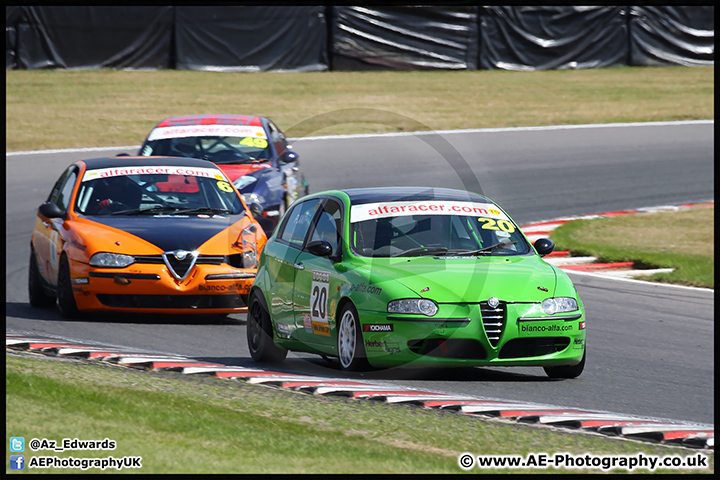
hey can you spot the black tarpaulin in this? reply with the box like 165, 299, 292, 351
331, 6, 479, 70
6, 6, 24, 68
629, 6, 714, 66
479, 6, 628, 71
5, 5, 714, 72
174, 6, 328, 72
16, 6, 172, 69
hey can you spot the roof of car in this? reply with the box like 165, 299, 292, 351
152, 114, 266, 128
342, 187, 492, 205
79, 156, 223, 170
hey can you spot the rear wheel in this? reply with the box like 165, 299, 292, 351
246, 291, 287, 363
57, 255, 80, 318
544, 349, 585, 379
28, 248, 55, 308
337, 303, 370, 371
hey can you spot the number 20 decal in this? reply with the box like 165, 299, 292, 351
478, 217, 516, 233
311, 284, 327, 321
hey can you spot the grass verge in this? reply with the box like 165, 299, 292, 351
5, 354, 713, 474
550, 207, 714, 288
5, 66, 713, 151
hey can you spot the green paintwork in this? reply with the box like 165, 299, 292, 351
251, 188, 585, 370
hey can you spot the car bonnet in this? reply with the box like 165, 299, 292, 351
360, 255, 559, 304
84, 214, 247, 252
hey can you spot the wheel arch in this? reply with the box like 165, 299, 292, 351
249, 285, 269, 314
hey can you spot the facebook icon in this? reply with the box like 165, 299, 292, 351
10, 455, 25, 470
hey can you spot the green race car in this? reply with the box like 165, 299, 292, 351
247, 187, 585, 378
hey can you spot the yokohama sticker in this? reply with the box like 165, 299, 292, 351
363, 324, 394, 332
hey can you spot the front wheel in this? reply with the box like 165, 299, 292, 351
246, 291, 287, 363
28, 248, 55, 308
544, 349, 585, 379
57, 255, 80, 318
337, 303, 370, 371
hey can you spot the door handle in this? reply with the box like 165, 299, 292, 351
293, 263, 305, 270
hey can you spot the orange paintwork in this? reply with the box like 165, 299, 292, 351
31, 158, 267, 315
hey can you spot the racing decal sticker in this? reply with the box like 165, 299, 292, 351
350, 201, 509, 223
216, 181, 234, 192
277, 323, 290, 338
238, 137, 269, 148
82, 166, 225, 182
198, 283, 243, 293
364, 340, 400, 354
147, 125, 267, 141
310, 271, 331, 336
477, 217, 516, 233
339, 282, 383, 296
518, 322, 574, 336
363, 324, 394, 332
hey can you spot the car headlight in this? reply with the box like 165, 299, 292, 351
89, 252, 135, 268
241, 226, 258, 269
241, 192, 266, 206
235, 175, 258, 190
388, 299, 438, 316
542, 297, 579, 315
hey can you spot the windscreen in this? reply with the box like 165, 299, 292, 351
140, 125, 272, 165
75, 165, 246, 216
349, 200, 530, 257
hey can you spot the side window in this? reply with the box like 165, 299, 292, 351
308, 199, 342, 257
56, 170, 78, 211
49, 167, 78, 212
277, 198, 322, 248
268, 121, 287, 158
47, 166, 75, 204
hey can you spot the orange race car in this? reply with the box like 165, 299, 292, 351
29, 156, 267, 318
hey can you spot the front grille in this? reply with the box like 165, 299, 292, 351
498, 337, 571, 359
407, 338, 486, 359
480, 301, 505, 347
133, 254, 227, 281
133, 255, 225, 265
97, 294, 247, 310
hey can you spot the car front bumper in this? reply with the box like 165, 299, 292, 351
69, 260, 255, 314
356, 302, 585, 368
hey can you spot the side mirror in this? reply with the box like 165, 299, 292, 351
306, 239, 333, 257
533, 238, 555, 257
246, 201, 264, 219
38, 202, 65, 219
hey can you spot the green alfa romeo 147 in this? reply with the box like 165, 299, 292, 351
247, 187, 585, 378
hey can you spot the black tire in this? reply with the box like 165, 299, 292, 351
544, 349, 585, 379
336, 303, 370, 371
246, 291, 287, 363
57, 255, 80, 319
28, 248, 55, 308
